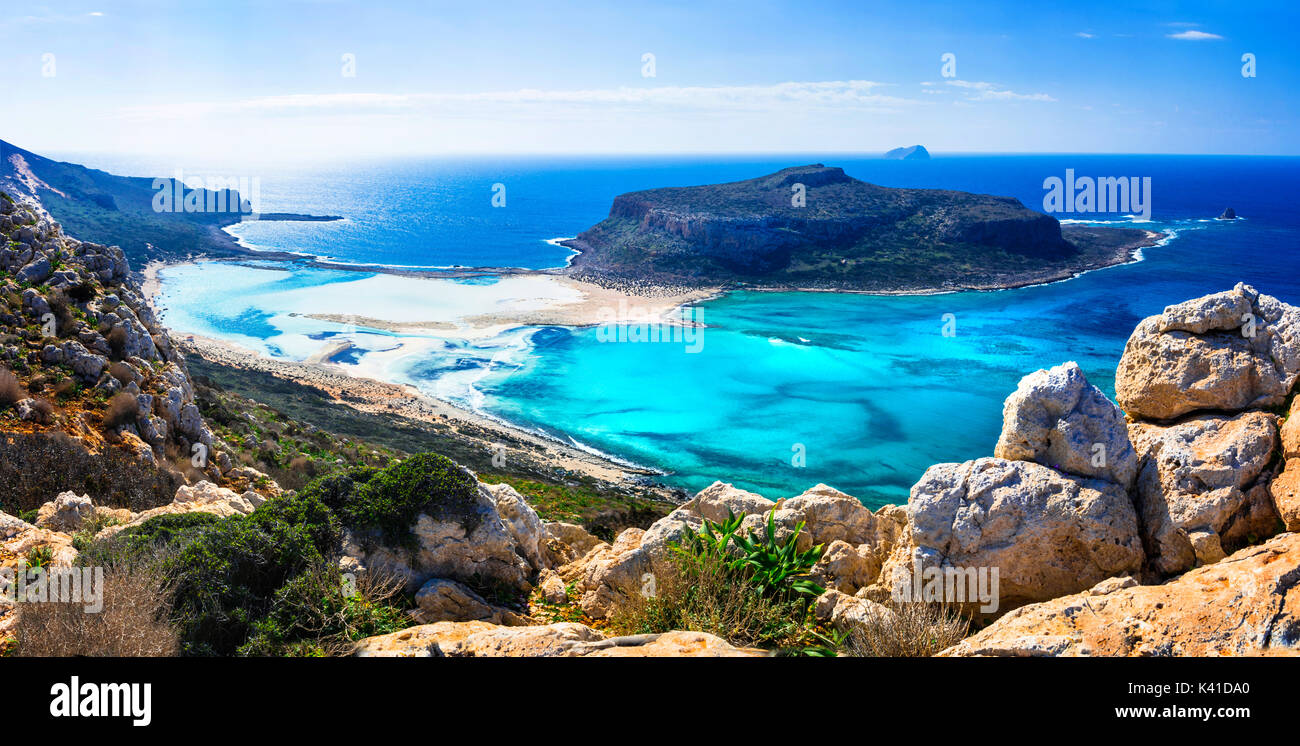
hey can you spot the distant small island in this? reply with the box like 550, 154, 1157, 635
563, 164, 1162, 293
884, 145, 931, 160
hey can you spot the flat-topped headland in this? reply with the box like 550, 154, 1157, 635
562, 164, 1161, 294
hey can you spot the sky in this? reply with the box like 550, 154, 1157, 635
1, 0, 1297, 162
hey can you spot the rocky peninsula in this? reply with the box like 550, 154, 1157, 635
563, 164, 1161, 293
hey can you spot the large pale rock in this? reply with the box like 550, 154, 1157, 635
577, 631, 763, 657
811, 540, 880, 593
776, 483, 900, 548
568, 527, 652, 617
0, 510, 78, 572
413, 578, 529, 625
1282, 398, 1300, 458
541, 521, 601, 567
537, 568, 569, 605
684, 481, 777, 519
814, 589, 897, 632
352, 620, 761, 657
95, 480, 261, 541
994, 361, 1137, 488
1116, 283, 1300, 420
340, 482, 536, 595
1129, 411, 1281, 575
482, 482, 548, 571
941, 533, 1300, 656
35, 491, 95, 533
1274, 399, 1300, 531
1270, 462, 1300, 532
877, 458, 1143, 611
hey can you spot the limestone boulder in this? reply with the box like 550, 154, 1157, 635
876, 458, 1144, 611
340, 480, 535, 595
482, 481, 548, 571
1115, 283, 1300, 420
1272, 398, 1300, 531
352, 620, 761, 657
412, 577, 529, 625
94, 481, 263, 541
0, 510, 78, 571
810, 540, 880, 593
537, 568, 569, 605
814, 589, 897, 632
35, 491, 95, 533
941, 533, 1300, 656
994, 361, 1137, 488
566, 481, 904, 617
541, 521, 601, 567
1129, 411, 1281, 575
681, 481, 777, 521
1270, 462, 1300, 532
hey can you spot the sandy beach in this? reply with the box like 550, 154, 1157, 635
141, 254, 727, 496
177, 332, 672, 491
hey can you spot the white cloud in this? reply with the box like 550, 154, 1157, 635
944, 79, 1056, 102
1076, 32, 1095, 39
117, 81, 925, 120
1167, 30, 1223, 40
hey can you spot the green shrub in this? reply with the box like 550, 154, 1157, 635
237, 563, 408, 657
25, 545, 54, 569
73, 454, 485, 655
610, 511, 826, 651
315, 454, 481, 543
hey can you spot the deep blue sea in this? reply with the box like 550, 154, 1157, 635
76, 153, 1300, 506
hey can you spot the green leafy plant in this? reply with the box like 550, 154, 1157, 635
612, 509, 828, 652
677, 509, 825, 603
25, 545, 55, 569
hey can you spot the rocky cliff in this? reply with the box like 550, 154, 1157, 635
0, 193, 270, 514
564, 164, 1158, 291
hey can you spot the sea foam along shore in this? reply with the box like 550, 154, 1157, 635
145, 259, 717, 490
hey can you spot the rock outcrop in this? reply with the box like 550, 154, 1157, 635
352, 620, 762, 657
1129, 411, 1280, 574
940, 532, 1300, 656
339, 477, 543, 596
0, 194, 266, 515
874, 458, 1144, 610
1116, 283, 1300, 421
994, 361, 1137, 489
566, 481, 901, 618
1269, 397, 1300, 532
413, 577, 529, 625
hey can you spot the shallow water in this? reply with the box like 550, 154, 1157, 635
151, 154, 1300, 506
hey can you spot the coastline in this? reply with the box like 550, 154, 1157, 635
142, 224, 1164, 498
175, 332, 675, 493
561, 228, 1165, 297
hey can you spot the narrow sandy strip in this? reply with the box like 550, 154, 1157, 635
176, 333, 660, 486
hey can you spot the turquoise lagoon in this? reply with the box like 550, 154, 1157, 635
144, 154, 1300, 506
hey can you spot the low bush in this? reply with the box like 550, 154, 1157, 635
238, 563, 408, 656
75, 454, 479, 655
16, 557, 179, 657
0, 368, 22, 407
609, 511, 826, 652
103, 392, 139, 429
841, 600, 970, 657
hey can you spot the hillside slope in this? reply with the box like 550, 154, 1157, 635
0, 139, 337, 266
